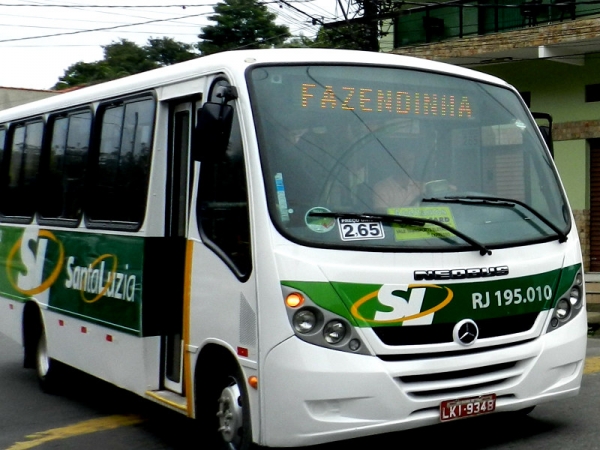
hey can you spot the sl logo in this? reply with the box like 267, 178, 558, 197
6, 228, 64, 296
350, 284, 453, 325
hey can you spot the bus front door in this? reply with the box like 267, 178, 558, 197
162, 100, 194, 394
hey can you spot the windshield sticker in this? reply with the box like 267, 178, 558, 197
387, 206, 456, 241
275, 173, 290, 222
305, 207, 335, 233
339, 218, 385, 241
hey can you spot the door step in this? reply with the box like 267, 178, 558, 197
145, 390, 189, 415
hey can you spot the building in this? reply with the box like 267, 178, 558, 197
0, 87, 60, 111
383, 1, 600, 286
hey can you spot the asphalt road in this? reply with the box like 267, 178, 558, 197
1, 334, 600, 450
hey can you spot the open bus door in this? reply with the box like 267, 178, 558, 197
532, 112, 554, 158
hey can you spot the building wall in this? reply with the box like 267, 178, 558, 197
476, 58, 600, 270
388, 14, 600, 273
0, 87, 59, 111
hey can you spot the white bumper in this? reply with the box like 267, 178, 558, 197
260, 311, 587, 447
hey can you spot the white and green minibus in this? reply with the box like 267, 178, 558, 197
0, 48, 587, 448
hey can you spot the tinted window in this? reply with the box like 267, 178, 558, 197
88, 97, 155, 228
197, 80, 251, 278
40, 111, 91, 223
1, 121, 43, 219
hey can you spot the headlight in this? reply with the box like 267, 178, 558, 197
569, 287, 582, 308
293, 309, 317, 334
282, 287, 368, 355
547, 269, 585, 332
323, 320, 346, 344
555, 298, 571, 321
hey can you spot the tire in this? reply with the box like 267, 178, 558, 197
199, 363, 253, 450
35, 327, 60, 393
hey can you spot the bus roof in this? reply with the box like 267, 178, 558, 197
0, 48, 509, 122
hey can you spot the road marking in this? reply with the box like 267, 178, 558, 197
584, 356, 600, 374
7, 414, 145, 450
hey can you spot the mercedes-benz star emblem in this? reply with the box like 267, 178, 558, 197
453, 319, 479, 346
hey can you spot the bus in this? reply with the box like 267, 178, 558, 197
0, 48, 587, 448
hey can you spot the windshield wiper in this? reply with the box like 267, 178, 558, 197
422, 195, 567, 243
309, 211, 492, 256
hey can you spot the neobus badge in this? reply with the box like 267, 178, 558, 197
414, 266, 509, 281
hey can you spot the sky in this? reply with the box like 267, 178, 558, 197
0, 0, 347, 90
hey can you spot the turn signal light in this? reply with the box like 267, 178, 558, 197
248, 376, 258, 389
285, 292, 304, 308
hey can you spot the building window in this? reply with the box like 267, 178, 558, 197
585, 84, 600, 103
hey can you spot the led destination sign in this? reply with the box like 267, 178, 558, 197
300, 83, 474, 119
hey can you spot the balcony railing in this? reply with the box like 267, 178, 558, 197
393, 0, 597, 47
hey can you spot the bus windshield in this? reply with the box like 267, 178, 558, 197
248, 64, 570, 251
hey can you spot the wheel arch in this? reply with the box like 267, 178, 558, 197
193, 342, 240, 394
192, 342, 254, 449
22, 301, 44, 369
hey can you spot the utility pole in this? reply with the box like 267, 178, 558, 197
361, 0, 380, 51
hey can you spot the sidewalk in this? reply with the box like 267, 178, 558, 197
587, 334, 600, 361
586, 273, 600, 337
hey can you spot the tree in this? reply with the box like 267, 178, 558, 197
53, 38, 198, 90
145, 37, 197, 66
198, 0, 291, 55
313, 24, 378, 51
103, 38, 158, 77
52, 60, 114, 90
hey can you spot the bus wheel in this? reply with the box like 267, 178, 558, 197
215, 370, 252, 450
35, 328, 59, 393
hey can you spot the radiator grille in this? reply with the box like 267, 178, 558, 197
373, 312, 538, 346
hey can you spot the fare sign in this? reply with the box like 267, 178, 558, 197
440, 394, 496, 422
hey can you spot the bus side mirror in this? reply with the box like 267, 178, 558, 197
532, 112, 554, 158
194, 102, 234, 162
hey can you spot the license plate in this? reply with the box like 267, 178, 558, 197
440, 394, 496, 422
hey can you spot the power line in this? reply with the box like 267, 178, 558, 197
0, 2, 215, 6
0, 1, 309, 6
0, 11, 212, 43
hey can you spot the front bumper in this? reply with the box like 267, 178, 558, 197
260, 310, 586, 447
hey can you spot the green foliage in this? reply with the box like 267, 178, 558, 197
52, 61, 115, 90
145, 37, 198, 66
313, 24, 379, 51
198, 0, 291, 55
53, 38, 198, 90
104, 39, 158, 76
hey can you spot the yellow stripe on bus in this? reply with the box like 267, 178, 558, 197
183, 239, 195, 417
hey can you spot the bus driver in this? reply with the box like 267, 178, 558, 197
372, 143, 423, 210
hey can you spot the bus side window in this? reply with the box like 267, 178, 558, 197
0, 121, 43, 220
0, 128, 5, 189
197, 80, 251, 279
87, 97, 155, 229
40, 110, 91, 224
